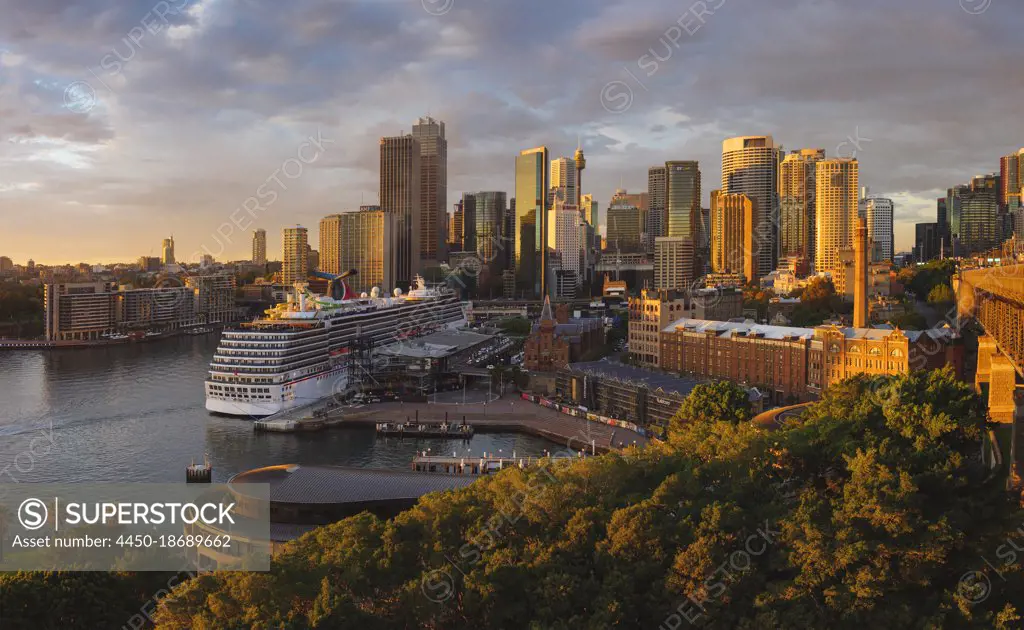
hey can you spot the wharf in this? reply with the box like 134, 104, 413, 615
252, 394, 648, 453
376, 421, 474, 438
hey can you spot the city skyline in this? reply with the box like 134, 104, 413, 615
1, 0, 1022, 264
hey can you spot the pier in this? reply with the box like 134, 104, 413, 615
412, 454, 553, 475
250, 393, 648, 452
376, 421, 474, 438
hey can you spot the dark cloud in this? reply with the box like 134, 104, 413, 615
0, 0, 1021, 263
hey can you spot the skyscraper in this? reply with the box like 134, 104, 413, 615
161, 237, 175, 265
999, 149, 1024, 211
380, 134, 422, 287
282, 226, 309, 285
663, 162, 701, 278
648, 166, 667, 221
861, 197, 895, 262
505, 198, 517, 273
550, 157, 577, 207
452, 200, 466, 252
711, 192, 758, 284
664, 161, 701, 271
951, 175, 1000, 255
252, 229, 267, 265
459, 194, 478, 255
936, 198, 949, 255
548, 201, 584, 289
515, 147, 549, 297
654, 237, 694, 292
606, 202, 643, 252
779, 149, 825, 273
814, 158, 859, 275
581, 193, 598, 227
472, 191, 509, 287
319, 210, 396, 294
647, 166, 667, 248
722, 136, 781, 276
412, 116, 447, 265
914, 223, 941, 262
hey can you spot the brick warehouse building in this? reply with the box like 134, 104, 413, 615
524, 297, 604, 372
660, 318, 962, 406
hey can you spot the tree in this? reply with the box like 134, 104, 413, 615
801, 276, 836, 305
927, 283, 954, 306
497, 317, 532, 336
889, 311, 927, 330
16, 371, 1024, 629
668, 381, 753, 440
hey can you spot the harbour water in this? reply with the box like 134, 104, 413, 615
0, 335, 559, 484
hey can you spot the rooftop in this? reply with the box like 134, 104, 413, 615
230, 464, 476, 505
378, 329, 493, 358
664, 318, 816, 340
563, 359, 706, 398
662, 318, 957, 343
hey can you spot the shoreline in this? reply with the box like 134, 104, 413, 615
0, 326, 226, 351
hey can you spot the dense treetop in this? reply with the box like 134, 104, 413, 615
3, 368, 1022, 629
147, 369, 1023, 629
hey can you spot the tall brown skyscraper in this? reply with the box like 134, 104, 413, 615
779, 149, 825, 273
999, 149, 1024, 211
412, 116, 447, 265
320, 210, 396, 294
282, 226, 309, 285
380, 134, 422, 287
815, 158, 859, 275
251, 229, 267, 265
711, 192, 758, 284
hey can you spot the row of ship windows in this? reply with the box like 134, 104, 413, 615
210, 385, 274, 393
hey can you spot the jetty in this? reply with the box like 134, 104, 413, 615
411, 449, 590, 476
377, 420, 473, 438
249, 393, 648, 453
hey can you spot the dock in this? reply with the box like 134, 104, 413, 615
376, 421, 474, 438
412, 453, 561, 476
249, 393, 649, 452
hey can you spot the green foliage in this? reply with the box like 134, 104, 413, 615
497, 317, 532, 336
0, 571, 184, 629
907, 259, 957, 300
928, 283, 955, 306
0, 282, 43, 337
801, 276, 836, 304
789, 277, 850, 327
19, 369, 1024, 629
889, 311, 928, 330
671, 381, 752, 427
150, 369, 1021, 629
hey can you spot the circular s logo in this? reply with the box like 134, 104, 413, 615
18, 498, 48, 530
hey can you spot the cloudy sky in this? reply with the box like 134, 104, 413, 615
0, 0, 1020, 265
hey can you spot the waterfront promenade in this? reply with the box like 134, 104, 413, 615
268, 393, 650, 452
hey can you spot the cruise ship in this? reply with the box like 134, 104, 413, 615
205, 275, 466, 417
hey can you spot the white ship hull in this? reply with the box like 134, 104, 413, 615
205, 366, 348, 418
